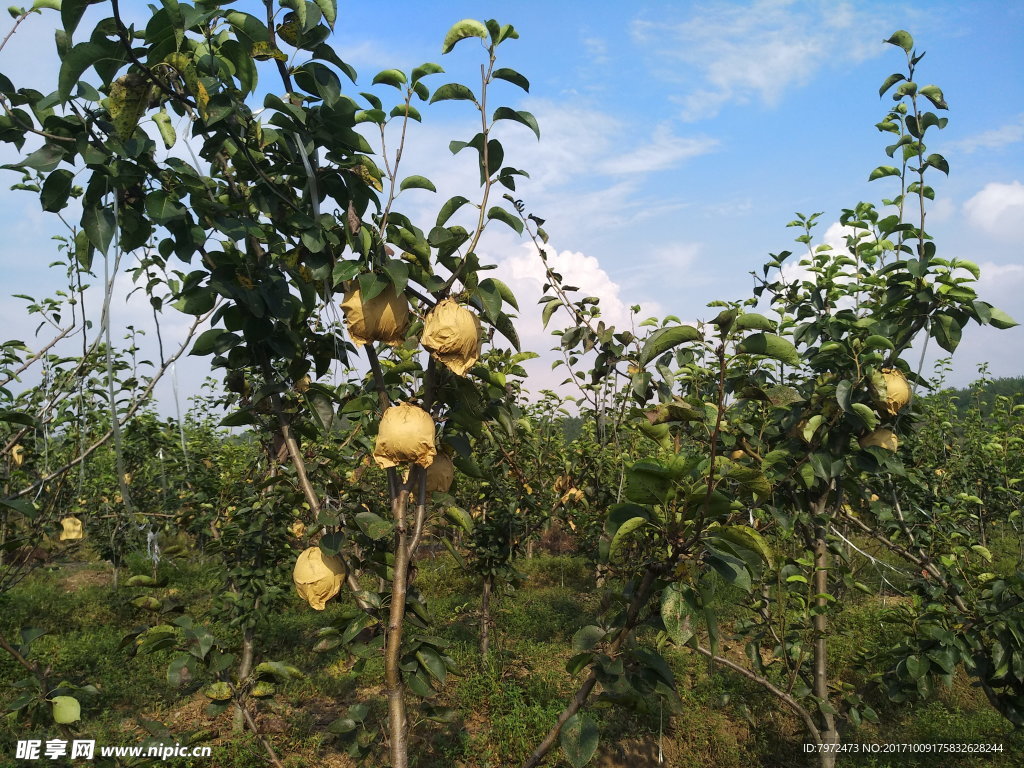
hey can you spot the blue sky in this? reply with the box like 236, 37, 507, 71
1, 0, 1022, 412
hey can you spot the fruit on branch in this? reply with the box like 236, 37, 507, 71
425, 451, 455, 493
420, 298, 482, 376
870, 367, 911, 416
106, 73, 155, 141
289, 520, 307, 538
859, 428, 899, 452
11, 444, 24, 466
59, 516, 84, 541
559, 487, 585, 505
373, 402, 437, 469
292, 546, 346, 610
341, 285, 410, 346
403, 450, 455, 495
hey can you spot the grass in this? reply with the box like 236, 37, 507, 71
1, 551, 1020, 768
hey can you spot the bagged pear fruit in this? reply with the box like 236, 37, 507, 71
373, 403, 437, 469
426, 451, 455, 492
59, 516, 84, 541
870, 367, 911, 416
407, 451, 455, 494
421, 298, 482, 376
860, 427, 899, 452
341, 284, 409, 346
293, 547, 346, 610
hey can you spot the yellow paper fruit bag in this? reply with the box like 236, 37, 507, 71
871, 367, 911, 416
421, 299, 481, 376
293, 547, 346, 610
59, 516, 84, 541
860, 428, 898, 452
373, 403, 436, 469
341, 285, 409, 346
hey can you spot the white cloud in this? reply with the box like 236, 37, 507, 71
582, 37, 609, 66
929, 197, 955, 224
963, 181, 1024, 238
488, 242, 662, 394
631, 0, 895, 121
597, 124, 719, 175
944, 115, 1024, 155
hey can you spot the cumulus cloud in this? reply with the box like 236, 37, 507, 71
488, 243, 662, 394
944, 115, 1024, 155
631, 0, 896, 121
963, 181, 1024, 238
597, 125, 719, 175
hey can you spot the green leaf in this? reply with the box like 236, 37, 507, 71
492, 67, 529, 92
734, 312, 774, 331
441, 19, 488, 54
885, 30, 913, 52
51, 695, 81, 724
850, 403, 878, 431
399, 175, 436, 193
571, 625, 606, 652
189, 331, 229, 360
560, 712, 599, 768
802, 414, 824, 443
61, 0, 89, 36
411, 62, 444, 83
382, 258, 409, 294
930, 313, 961, 353
390, 103, 422, 122
905, 654, 928, 679
661, 583, 694, 646
153, 108, 176, 148
82, 205, 115, 255
987, 307, 1018, 329
372, 68, 407, 88
430, 83, 476, 104
203, 682, 233, 701
715, 525, 774, 569
869, 165, 900, 181
40, 169, 74, 212
971, 544, 993, 563
638, 325, 701, 366
609, 517, 648, 562
737, 333, 800, 367
879, 72, 906, 97
58, 41, 106, 101
437, 195, 470, 226
484, 277, 518, 310
18, 143, 63, 171
444, 506, 474, 533
919, 84, 948, 110
493, 312, 521, 351
486, 206, 523, 234
314, 0, 337, 28
863, 334, 894, 351
355, 511, 393, 540
145, 190, 186, 223
492, 106, 540, 139
416, 646, 447, 683
926, 153, 949, 175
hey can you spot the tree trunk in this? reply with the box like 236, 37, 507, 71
385, 488, 412, 768
813, 527, 838, 768
233, 625, 256, 734
480, 574, 492, 657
